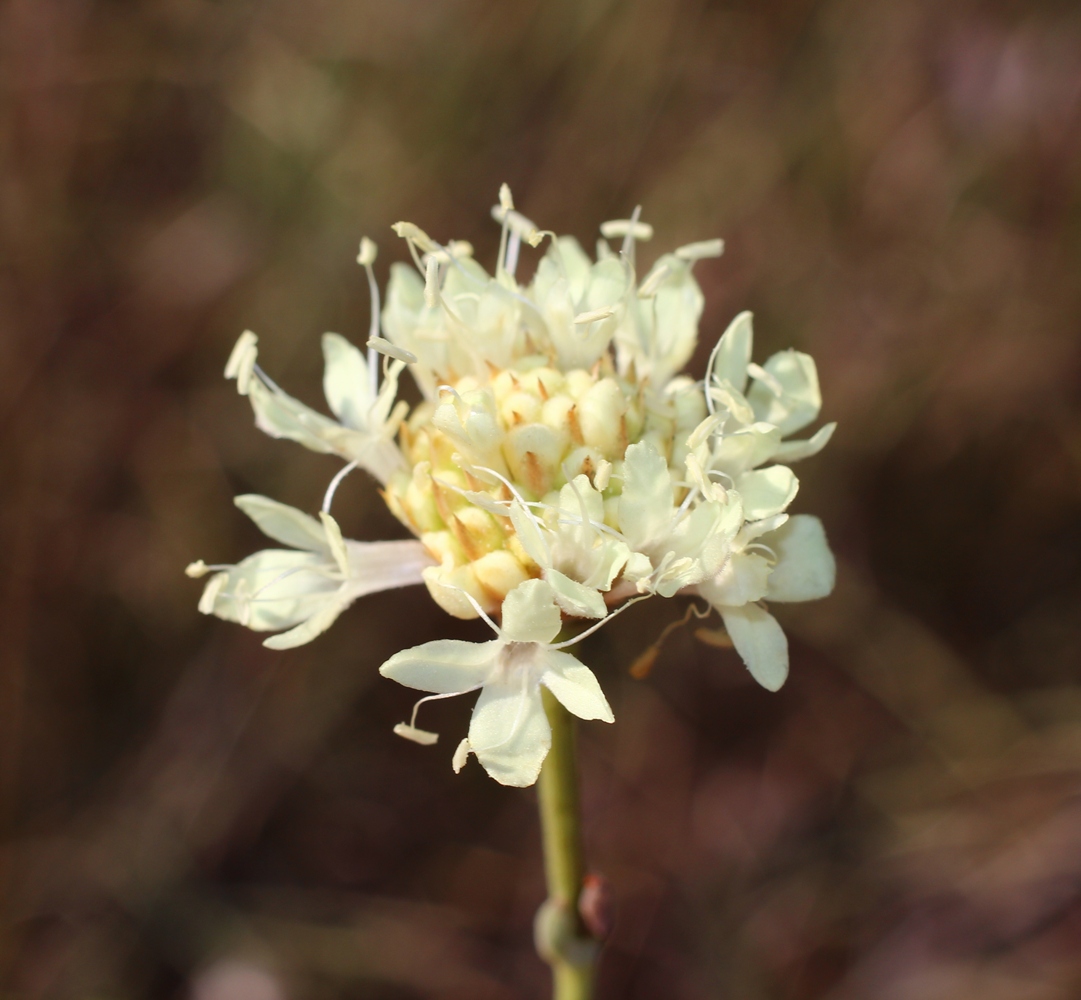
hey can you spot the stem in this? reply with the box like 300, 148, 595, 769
535, 687, 597, 1000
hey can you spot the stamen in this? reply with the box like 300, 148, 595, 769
452, 585, 502, 636
393, 723, 439, 745
424, 255, 440, 309
452, 738, 471, 772
187, 560, 234, 577
357, 238, 381, 400
574, 306, 615, 325
628, 601, 711, 678
505, 230, 521, 278
322, 460, 359, 513
247, 564, 328, 605
674, 238, 724, 262
599, 216, 654, 242
550, 593, 651, 651
223, 335, 257, 382
367, 337, 417, 365
394, 685, 485, 747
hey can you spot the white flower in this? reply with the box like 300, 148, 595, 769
224, 329, 408, 485
703, 311, 837, 473
188, 495, 433, 649
379, 579, 614, 786
615, 440, 743, 597
194, 189, 839, 787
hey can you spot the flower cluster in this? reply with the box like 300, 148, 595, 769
189, 187, 836, 787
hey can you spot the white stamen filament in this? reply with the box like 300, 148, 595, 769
550, 593, 651, 651
323, 460, 359, 514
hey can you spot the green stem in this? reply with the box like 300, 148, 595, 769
535, 687, 597, 1000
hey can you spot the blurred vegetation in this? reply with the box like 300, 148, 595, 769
2, 0, 1081, 997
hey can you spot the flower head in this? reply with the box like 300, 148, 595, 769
191, 188, 837, 786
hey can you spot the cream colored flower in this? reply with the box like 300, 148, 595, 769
192, 192, 837, 786
380, 579, 613, 786
188, 495, 433, 649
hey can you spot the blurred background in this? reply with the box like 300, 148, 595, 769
2, 0, 1081, 997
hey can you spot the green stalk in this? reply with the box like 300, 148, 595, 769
535, 687, 598, 1000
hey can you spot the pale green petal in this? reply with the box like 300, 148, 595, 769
623, 551, 653, 583
501, 579, 562, 644
547, 570, 607, 619
711, 422, 782, 476
321, 333, 372, 430
558, 475, 605, 525
468, 680, 551, 787
234, 495, 329, 552
509, 499, 549, 568
747, 350, 821, 436
618, 441, 673, 549
541, 651, 613, 722
553, 236, 592, 301
773, 422, 836, 463
649, 259, 704, 383
765, 515, 836, 602
720, 604, 789, 691
380, 639, 499, 693
246, 379, 339, 453
709, 311, 753, 393
263, 598, 348, 649
247, 376, 403, 482
319, 511, 350, 577
738, 465, 799, 520
699, 552, 770, 608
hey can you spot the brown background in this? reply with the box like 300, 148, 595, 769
3, 0, 1081, 997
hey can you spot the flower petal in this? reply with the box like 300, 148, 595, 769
380, 639, 499, 693
747, 350, 821, 436
509, 498, 549, 568
263, 597, 349, 649
247, 379, 341, 454
618, 441, 673, 549
202, 549, 336, 631
720, 604, 789, 691
501, 579, 563, 644
772, 422, 836, 463
699, 551, 771, 608
711, 422, 782, 477
737, 466, 799, 521
468, 680, 551, 787
547, 569, 607, 619
541, 651, 614, 722
322, 333, 373, 430
709, 310, 753, 394
234, 495, 329, 552
764, 515, 836, 602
